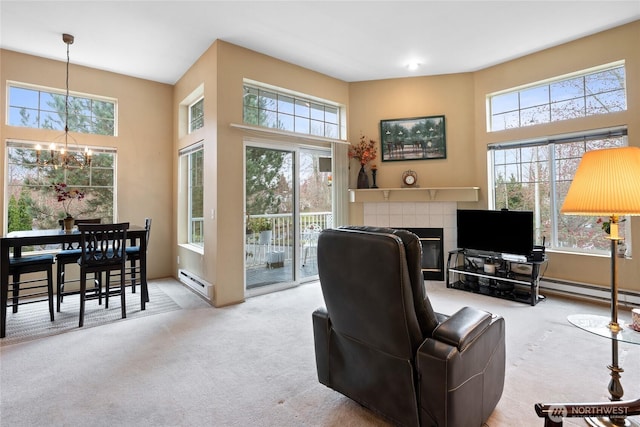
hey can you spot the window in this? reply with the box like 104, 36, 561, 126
7, 82, 116, 136
243, 84, 341, 139
6, 141, 116, 234
488, 127, 628, 255
180, 143, 204, 247
488, 62, 626, 131
189, 97, 204, 133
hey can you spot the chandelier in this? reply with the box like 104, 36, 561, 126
35, 33, 92, 169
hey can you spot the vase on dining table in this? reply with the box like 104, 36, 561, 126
357, 165, 369, 189
63, 216, 74, 233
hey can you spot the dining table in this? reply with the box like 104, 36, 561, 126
1, 224, 149, 338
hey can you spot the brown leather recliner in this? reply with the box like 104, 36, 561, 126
312, 226, 506, 427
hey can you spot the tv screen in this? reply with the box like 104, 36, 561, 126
457, 209, 534, 256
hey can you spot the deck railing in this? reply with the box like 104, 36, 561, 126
245, 212, 332, 268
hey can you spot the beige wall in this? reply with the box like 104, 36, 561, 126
348, 21, 640, 292
0, 49, 174, 280
347, 73, 478, 222
174, 41, 349, 306
2, 20, 639, 301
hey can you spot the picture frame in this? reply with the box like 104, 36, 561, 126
380, 115, 446, 162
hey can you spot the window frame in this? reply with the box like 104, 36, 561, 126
179, 142, 204, 249
5, 139, 117, 237
242, 82, 342, 140
487, 61, 626, 132
7, 81, 117, 136
487, 127, 629, 256
188, 97, 204, 134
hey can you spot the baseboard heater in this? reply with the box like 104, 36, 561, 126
178, 269, 214, 301
540, 277, 640, 307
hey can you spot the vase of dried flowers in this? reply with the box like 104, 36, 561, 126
349, 135, 377, 189
357, 165, 369, 189
52, 182, 85, 231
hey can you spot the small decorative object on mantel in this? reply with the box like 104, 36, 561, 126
401, 170, 419, 188
348, 134, 378, 189
357, 166, 369, 189
52, 182, 85, 231
371, 164, 378, 188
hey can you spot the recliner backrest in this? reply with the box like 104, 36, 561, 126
317, 226, 438, 357
338, 226, 440, 336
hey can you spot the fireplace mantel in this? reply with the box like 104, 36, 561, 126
348, 187, 479, 203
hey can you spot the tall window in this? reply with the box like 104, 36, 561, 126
180, 143, 204, 247
6, 141, 116, 233
189, 97, 204, 133
243, 83, 341, 139
7, 82, 116, 136
488, 62, 626, 131
488, 127, 628, 255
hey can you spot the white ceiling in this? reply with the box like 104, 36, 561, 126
1, 1, 639, 85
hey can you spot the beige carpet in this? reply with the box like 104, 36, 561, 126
1, 282, 181, 347
0, 278, 639, 426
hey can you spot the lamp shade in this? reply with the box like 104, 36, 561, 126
561, 146, 640, 216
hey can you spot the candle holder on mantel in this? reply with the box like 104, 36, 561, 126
371, 165, 378, 188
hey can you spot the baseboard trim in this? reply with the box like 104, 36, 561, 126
178, 269, 214, 302
540, 277, 640, 307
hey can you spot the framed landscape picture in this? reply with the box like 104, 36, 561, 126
380, 115, 446, 162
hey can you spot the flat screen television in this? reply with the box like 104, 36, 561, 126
457, 209, 534, 256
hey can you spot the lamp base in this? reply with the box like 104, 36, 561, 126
586, 416, 639, 427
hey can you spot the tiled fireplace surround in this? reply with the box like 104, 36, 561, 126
362, 201, 458, 282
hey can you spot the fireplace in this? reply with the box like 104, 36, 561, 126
396, 228, 444, 281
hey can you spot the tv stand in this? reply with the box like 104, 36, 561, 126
446, 249, 547, 306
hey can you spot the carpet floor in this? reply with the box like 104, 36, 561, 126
1, 281, 181, 347
1, 278, 639, 426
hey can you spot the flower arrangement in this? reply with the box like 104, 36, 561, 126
348, 135, 378, 166
596, 216, 626, 235
52, 182, 85, 217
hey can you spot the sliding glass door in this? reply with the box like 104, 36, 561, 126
244, 143, 332, 294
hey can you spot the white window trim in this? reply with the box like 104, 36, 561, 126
486, 60, 626, 132
487, 126, 629, 256
7, 80, 118, 136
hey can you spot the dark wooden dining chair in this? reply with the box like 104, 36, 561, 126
77, 222, 129, 327
7, 253, 55, 324
55, 218, 101, 311
126, 218, 151, 296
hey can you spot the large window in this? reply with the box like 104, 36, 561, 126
488, 127, 628, 255
6, 141, 116, 233
180, 143, 204, 247
7, 82, 116, 136
488, 62, 626, 131
243, 84, 341, 139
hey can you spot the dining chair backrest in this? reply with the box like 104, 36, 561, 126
78, 223, 129, 267
143, 218, 152, 248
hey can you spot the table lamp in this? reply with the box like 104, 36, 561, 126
561, 146, 640, 427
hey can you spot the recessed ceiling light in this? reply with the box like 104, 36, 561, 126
406, 62, 421, 71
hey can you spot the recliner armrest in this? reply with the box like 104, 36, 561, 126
312, 307, 331, 386
432, 306, 492, 351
